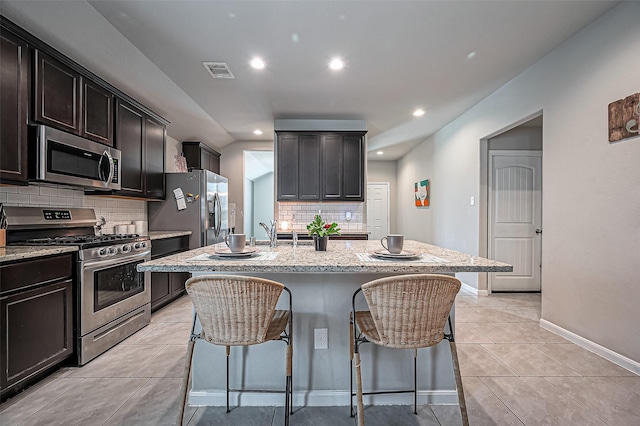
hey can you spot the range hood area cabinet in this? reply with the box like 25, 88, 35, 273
276, 131, 366, 202
33, 50, 114, 147
0, 16, 168, 198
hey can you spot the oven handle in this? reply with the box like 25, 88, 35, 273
80, 250, 151, 269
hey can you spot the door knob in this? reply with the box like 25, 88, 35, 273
535, 229, 542, 234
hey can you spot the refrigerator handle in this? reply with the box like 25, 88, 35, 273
216, 192, 222, 237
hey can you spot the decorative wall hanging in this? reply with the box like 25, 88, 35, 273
414, 179, 430, 207
608, 92, 639, 142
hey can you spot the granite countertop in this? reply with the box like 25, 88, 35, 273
137, 239, 512, 274
146, 231, 192, 240
0, 246, 79, 263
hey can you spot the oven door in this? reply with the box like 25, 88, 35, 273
79, 250, 151, 336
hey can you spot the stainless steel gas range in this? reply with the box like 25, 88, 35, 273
4, 207, 151, 365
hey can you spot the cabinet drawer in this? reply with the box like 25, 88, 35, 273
151, 236, 190, 259
0, 254, 73, 294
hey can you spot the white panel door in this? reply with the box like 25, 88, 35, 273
489, 153, 542, 291
366, 183, 389, 241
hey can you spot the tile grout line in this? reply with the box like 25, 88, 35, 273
99, 377, 152, 426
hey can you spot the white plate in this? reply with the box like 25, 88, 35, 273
213, 247, 259, 258
372, 250, 421, 260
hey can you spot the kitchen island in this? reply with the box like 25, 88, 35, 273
138, 240, 511, 408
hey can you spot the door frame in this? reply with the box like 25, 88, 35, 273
478, 111, 543, 295
366, 182, 390, 238
487, 150, 543, 293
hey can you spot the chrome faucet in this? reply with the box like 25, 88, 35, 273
259, 219, 278, 248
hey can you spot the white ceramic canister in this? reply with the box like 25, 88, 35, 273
126, 224, 136, 234
115, 224, 128, 234
134, 220, 145, 234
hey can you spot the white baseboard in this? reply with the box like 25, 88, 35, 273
460, 281, 489, 297
188, 390, 459, 407
539, 319, 640, 375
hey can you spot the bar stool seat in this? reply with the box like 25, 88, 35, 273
177, 275, 293, 425
350, 274, 468, 425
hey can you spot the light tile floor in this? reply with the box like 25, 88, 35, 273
1, 289, 639, 425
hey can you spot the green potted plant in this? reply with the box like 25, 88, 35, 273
306, 215, 340, 251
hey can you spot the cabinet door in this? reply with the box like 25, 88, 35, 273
150, 272, 171, 310
170, 272, 190, 298
321, 134, 343, 200
276, 133, 299, 200
342, 134, 365, 200
0, 30, 29, 184
144, 117, 166, 199
0, 279, 73, 393
116, 100, 144, 194
209, 151, 221, 174
83, 80, 114, 146
298, 134, 321, 200
199, 149, 211, 171
34, 50, 81, 134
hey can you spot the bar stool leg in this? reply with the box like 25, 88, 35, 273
413, 348, 418, 415
177, 339, 196, 426
350, 314, 355, 418
355, 351, 365, 426
226, 345, 231, 413
449, 341, 469, 426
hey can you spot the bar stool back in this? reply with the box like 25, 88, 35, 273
177, 275, 293, 425
350, 274, 467, 425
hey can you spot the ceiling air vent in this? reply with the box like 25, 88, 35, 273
203, 62, 235, 79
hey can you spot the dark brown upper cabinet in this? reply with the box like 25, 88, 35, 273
33, 50, 81, 134
0, 29, 29, 185
182, 141, 221, 174
114, 100, 165, 200
276, 131, 366, 202
34, 50, 115, 146
82, 80, 114, 146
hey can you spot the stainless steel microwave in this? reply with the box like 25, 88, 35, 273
30, 125, 121, 190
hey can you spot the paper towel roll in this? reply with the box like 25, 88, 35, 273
127, 224, 136, 234
134, 220, 145, 234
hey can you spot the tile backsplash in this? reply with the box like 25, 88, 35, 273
277, 201, 365, 232
0, 184, 146, 234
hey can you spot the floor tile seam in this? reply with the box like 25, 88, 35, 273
480, 343, 584, 377
475, 376, 528, 426
99, 377, 152, 426
7, 376, 91, 426
529, 343, 600, 375
460, 343, 519, 377
538, 376, 613, 426
129, 343, 172, 377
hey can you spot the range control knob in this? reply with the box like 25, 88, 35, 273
107, 246, 117, 256
133, 242, 141, 250
98, 248, 108, 257
121, 244, 131, 253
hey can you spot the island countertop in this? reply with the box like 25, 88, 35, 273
137, 239, 512, 274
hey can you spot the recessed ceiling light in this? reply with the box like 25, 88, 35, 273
413, 109, 425, 117
329, 58, 344, 70
376, 151, 384, 156
253, 129, 263, 135
250, 57, 265, 70
467, 51, 477, 59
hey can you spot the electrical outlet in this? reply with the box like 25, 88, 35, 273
314, 328, 328, 349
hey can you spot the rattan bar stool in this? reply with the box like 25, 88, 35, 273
349, 274, 468, 426
177, 275, 293, 426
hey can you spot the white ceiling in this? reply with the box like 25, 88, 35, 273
1, 1, 618, 160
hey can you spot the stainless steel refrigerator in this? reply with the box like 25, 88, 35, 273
149, 170, 229, 249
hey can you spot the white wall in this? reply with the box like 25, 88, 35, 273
164, 135, 182, 173
219, 140, 274, 234
367, 160, 398, 233
396, 2, 640, 362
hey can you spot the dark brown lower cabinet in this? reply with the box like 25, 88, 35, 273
150, 235, 190, 312
0, 254, 74, 401
151, 272, 190, 312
